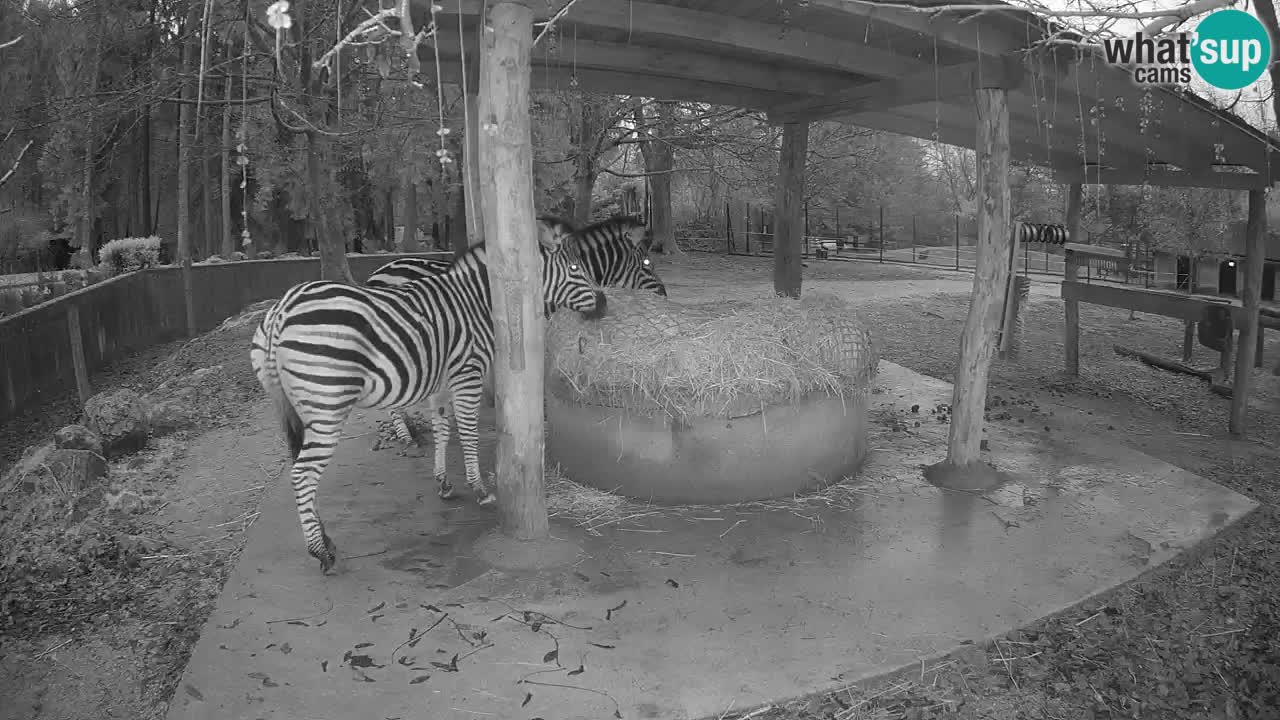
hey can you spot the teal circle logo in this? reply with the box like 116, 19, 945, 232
1191, 9, 1272, 90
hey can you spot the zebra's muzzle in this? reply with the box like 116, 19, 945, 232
581, 290, 608, 320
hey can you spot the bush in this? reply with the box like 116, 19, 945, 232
0, 289, 21, 316
98, 236, 163, 275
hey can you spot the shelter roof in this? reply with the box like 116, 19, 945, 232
422, 0, 1280, 189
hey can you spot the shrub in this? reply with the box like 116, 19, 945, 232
98, 236, 163, 275
0, 289, 21, 316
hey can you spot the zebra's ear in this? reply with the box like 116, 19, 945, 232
537, 217, 572, 252
638, 227, 656, 253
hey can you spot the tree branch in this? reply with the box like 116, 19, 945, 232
0, 140, 33, 189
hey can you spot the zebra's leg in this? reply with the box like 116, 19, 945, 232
388, 409, 415, 446
430, 402, 457, 500
450, 375, 495, 506
289, 418, 344, 574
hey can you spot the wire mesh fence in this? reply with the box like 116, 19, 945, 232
675, 210, 1169, 288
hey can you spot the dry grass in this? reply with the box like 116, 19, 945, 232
547, 289, 879, 420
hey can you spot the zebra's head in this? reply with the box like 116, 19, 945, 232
580, 215, 668, 297
538, 217, 607, 320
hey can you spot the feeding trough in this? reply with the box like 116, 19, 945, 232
545, 289, 880, 505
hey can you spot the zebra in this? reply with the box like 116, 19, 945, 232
250, 220, 604, 573
367, 213, 667, 446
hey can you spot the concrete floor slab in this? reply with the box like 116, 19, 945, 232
166, 362, 1257, 720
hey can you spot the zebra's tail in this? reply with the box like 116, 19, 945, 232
250, 304, 305, 461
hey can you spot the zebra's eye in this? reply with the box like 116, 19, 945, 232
570, 264, 580, 271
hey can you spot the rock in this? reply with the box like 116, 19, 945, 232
105, 488, 146, 514
1, 442, 54, 492
84, 389, 150, 458
46, 449, 109, 492
231, 251, 248, 261
54, 424, 103, 455
256, 250, 274, 260
149, 399, 197, 436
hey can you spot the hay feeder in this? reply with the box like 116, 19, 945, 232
545, 289, 880, 505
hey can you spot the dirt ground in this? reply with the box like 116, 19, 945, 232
1, 252, 1278, 720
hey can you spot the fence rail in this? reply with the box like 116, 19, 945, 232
0, 252, 450, 422
676, 232, 1169, 285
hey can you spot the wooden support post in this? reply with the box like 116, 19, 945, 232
67, 304, 91, 407
1182, 319, 1195, 362
1230, 189, 1267, 437
942, 74, 1015, 471
463, 89, 485, 248
772, 121, 808, 298
479, 0, 548, 540
1063, 183, 1084, 376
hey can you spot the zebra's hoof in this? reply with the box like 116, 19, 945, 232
438, 480, 459, 500
477, 491, 497, 507
314, 535, 338, 575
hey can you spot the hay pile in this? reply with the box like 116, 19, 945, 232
547, 289, 880, 419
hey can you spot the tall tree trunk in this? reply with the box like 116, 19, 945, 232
135, 116, 151, 235
202, 119, 216, 259
79, 12, 104, 259
297, 3, 353, 282
177, 3, 199, 336
635, 101, 678, 253
402, 181, 420, 251
307, 131, 352, 281
384, 186, 396, 249
220, 62, 234, 257
570, 97, 604, 222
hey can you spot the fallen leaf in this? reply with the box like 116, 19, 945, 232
422, 604, 442, 613
444, 602, 464, 608
218, 618, 241, 630
568, 664, 585, 676
543, 649, 559, 664
409, 675, 430, 685
264, 643, 276, 650
348, 654, 377, 668
397, 656, 413, 666
286, 620, 309, 627
370, 614, 384, 622
354, 642, 374, 649
589, 643, 616, 650
665, 578, 679, 588
183, 684, 204, 701
606, 600, 627, 621
574, 572, 591, 582
531, 621, 543, 633
368, 601, 387, 614
522, 692, 533, 707
321, 660, 329, 672
279, 643, 292, 655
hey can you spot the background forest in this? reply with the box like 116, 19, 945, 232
0, 0, 1274, 275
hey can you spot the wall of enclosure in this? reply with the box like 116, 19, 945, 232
0, 253, 450, 422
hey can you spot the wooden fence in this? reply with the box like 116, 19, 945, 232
0, 253, 450, 422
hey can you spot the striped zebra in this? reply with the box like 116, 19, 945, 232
250, 221, 603, 573
367, 213, 667, 446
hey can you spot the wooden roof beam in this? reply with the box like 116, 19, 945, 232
435, 0, 929, 79
428, 31, 853, 99
435, 61, 795, 110
1053, 167, 1273, 190
766, 63, 976, 124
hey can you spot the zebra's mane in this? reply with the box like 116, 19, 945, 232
576, 214, 646, 237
